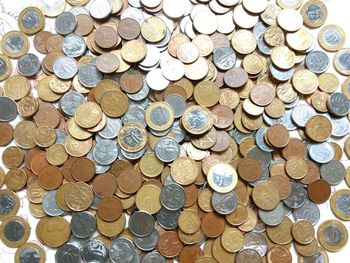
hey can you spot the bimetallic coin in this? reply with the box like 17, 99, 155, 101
182, 105, 213, 135
55, 12, 77, 35
0, 54, 12, 81
207, 163, 238, 193
334, 48, 350, 76
301, 0, 327, 28
18, 7, 45, 35
0, 216, 30, 248
53, 56, 79, 80
1, 31, 29, 58
0, 190, 20, 221
118, 122, 147, 153
145, 102, 174, 131
317, 220, 348, 252
155, 137, 180, 163
15, 242, 46, 263
318, 25, 346, 52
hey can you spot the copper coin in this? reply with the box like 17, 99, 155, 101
237, 157, 262, 182
62, 157, 78, 182
42, 51, 64, 73
120, 69, 144, 93
266, 124, 290, 148
97, 195, 123, 222
210, 130, 231, 152
201, 212, 225, 238
2, 146, 24, 168
33, 31, 53, 54
158, 231, 183, 258
117, 167, 142, 194
75, 14, 94, 36
71, 157, 95, 182
0, 122, 14, 146
250, 84, 275, 106
38, 165, 63, 190
24, 147, 42, 169
110, 159, 133, 179
96, 53, 120, 74
45, 34, 64, 53
30, 151, 50, 175
163, 85, 188, 100
95, 26, 118, 49
308, 179, 331, 204
267, 245, 292, 263
224, 68, 249, 88
92, 173, 118, 198
268, 175, 292, 200
211, 105, 234, 129
117, 18, 141, 40
179, 245, 203, 263
281, 138, 306, 160
300, 160, 320, 185
33, 104, 61, 129
183, 184, 199, 207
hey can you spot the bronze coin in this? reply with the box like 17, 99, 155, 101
92, 173, 118, 198
0, 122, 14, 146
266, 124, 290, 148
38, 165, 63, 190
75, 14, 94, 36
33, 31, 53, 54
30, 151, 50, 175
5, 168, 27, 191
45, 34, 64, 53
2, 146, 24, 168
96, 53, 120, 74
308, 179, 331, 204
33, 104, 61, 129
117, 167, 142, 194
97, 195, 123, 222
237, 157, 262, 182
158, 231, 184, 258
281, 138, 306, 160
62, 157, 78, 182
268, 175, 292, 200
300, 160, 320, 185
211, 105, 234, 129
120, 69, 144, 94
250, 84, 275, 106
183, 184, 199, 207
201, 212, 225, 238
179, 245, 203, 263
71, 157, 95, 182
24, 147, 42, 170
95, 26, 118, 49
267, 245, 292, 263
117, 18, 141, 40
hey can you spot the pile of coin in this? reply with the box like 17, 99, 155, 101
0, 0, 350, 262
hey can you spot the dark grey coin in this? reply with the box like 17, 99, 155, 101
55, 243, 81, 263
155, 137, 180, 163
78, 64, 102, 88
249, 167, 269, 187
320, 160, 346, 186
55, 128, 67, 144
69, 6, 90, 16
269, 64, 295, 82
4, 220, 25, 242
53, 56, 78, 80
292, 199, 320, 225
141, 251, 166, 263
134, 228, 158, 251
305, 50, 329, 73
127, 82, 150, 101
0, 96, 18, 121
160, 184, 185, 211
327, 92, 350, 117
156, 208, 180, 230
165, 95, 186, 118
330, 116, 350, 137
71, 211, 96, 238
98, 117, 122, 139
19, 246, 41, 263
42, 190, 65, 216
87, 150, 110, 174
299, 250, 328, 263
336, 192, 350, 216
213, 47, 236, 71
121, 105, 146, 127
258, 202, 284, 226
81, 239, 108, 263
67, 233, 90, 249
109, 238, 135, 263
291, 104, 316, 127
262, 112, 286, 126
308, 142, 335, 164
257, 34, 272, 55
0, 193, 15, 216
248, 146, 272, 169
55, 12, 77, 35
93, 139, 118, 165
17, 53, 40, 77
129, 211, 154, 237
243, 232, 268, 257
283, 181, 307, 209
236, 249, 262, 263
171, 120, 186, 143
255, 128, 274, 153
211, 191, 237, 215
59, 91, 85, 117
4, 34, 25, 54
62, 33, 86, 57
229, 129, 255, 144
322, 223, 346, 248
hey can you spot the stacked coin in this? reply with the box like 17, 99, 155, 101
0, 0, 349, 262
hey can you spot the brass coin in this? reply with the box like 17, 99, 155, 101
271, 46, 296, 70
140, 152, 164, 178
267, 217, 293, 245
100, 90, 128, 118
141, 16, 167, 43
96, 214, 126, 237
65, 182, 94, 211
75, 102, 103, 129
292, 69, 318, 95
41, 217, 70, 248
178, 209, 201, 234
4, 75, 30, 101
305, 115, 332, 142
5, 168, 27, 192
193, 81, 220, 108
34, 125, 57, 148
135, 184, 162, 214
221, 227, 244, 253
295, 238, 319, 257
252, 181, 280, 210
0, 216, 30, 248
171, 157, 198, 186
121, 40, 147, 63
2, 146, 24, 169
292, 220, 315, 245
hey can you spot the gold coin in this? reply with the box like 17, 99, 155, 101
0, 189, 20, 220
101, 90, 129, 117
212, 236, 235, 263
231, 29, 257, 54
93, 79, 120, 104
41, 217, 70, 248
286, 28, 313, 52
301, 0, 327, 28
0, 216, 30, 248
29, 202, 46, 218
267, 217, 293, 245
292, 69, 318, 95
117, 122, 147, 153
46, 144, 68, 166
48, 75, 71, 94
0, 54, 12, 81
34, 125, 57, 147
305, 115, 332, 142
330, 189, 350, 221
141, 16, 167, 43
207, 163, 238, 193
238, 207, 257, 232
193, 81, 220, 107
17, 96, 39, 118
295, 238, 319, 257
121, 40, 147, 63
182, 105, 213, 135
271, 46, 295, 70
140, 152, 164, 178
292, 220, 315, 245
252, 181, 280, 210
75, 102, 103, 129
145, 102, 174, 131
96, 214, 126, 237
317, 220, 348, 252
318, 25, 346, 52
135, 184, 162, 214
18, 7, 45, 35
242, 54, 264, 76
226, 203, 248, 226
198, 188, 214, 213
1, 31, 29, 58
5, 168, 27, 191
37, 76, 62, 102
264, 26, 285, 47
319, 73, 339, 93
65, 182, 94, 211
171, 157, 199, 186
67, 118, 93, 140
221, 228, 244, 253
4, 75, 30, 101
178, 209, 201, 234
15, 242, 46, 263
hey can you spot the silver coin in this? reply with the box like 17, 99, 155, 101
3, 220, 25, 242
110, 238, 135, 263
120, 147, 146, 161
330, 116, 350, 137
62, 33, 86, 57
258, 202, 285, 226
284, 96, 300, 109
87, 150, 110, 174
308, 142, 334, 164
160, 184, 185, 211
322, 223, 346, 248
129, 211, 154, 237
53, 56, 78, 80
257, 34, 272, 55
130, 98, 150, 110
139, 44, 160, 69
81, 239, 108, 263
209, 0, 230, 14
253, 219, 266, 233
142, 251, 166, 263
283, 204, 293, 217
282, 109, 298, 131
17, 53, 40, 77
283, 181, 307, 209
255, 128, 274, 152
71, 211, 96, 238
262, 112, 286, 126
249, 166, 269, 187
320, 160, 346, 186
229, 129, 255, 144
121, 105, 146, 127
67, 233, 90, 249
134, 228, 158, 252
92, 139, 119, 165
131, 252, 141, 263
0, 57, 9, 79
156, 208, 180, 230
243, 232, 268, 257
42, 190, 65, 216
163, 174, 177, 186
165, 95, 186, 118
327, 92, 350, 117
253, 22, 267, 39
55, 128, 67, 144
211, 191, 237, 215
127, 82, 150, 101
89, 0, 112, 20
128, 0, 142, 8
335, 193, 350, 216
69, 6, 90, 16
0, 96, 17, 121
155, 137, 180, 163
305, 50, 329, 73
121, 7, 145, 25
213, 47, 236, 71
78, 64, 102, 88
59, 91, 85, 117
248, 146, 272, 168
292, 199, 320, 225
291, 104, 316, 127
149, 127, 171, 137
18, 246, 43, 263
98, 117, 122, 139
55, 243, 80, 263
236, 249, 262, 263
55, 12, 77, 35
269, 64, 295, 82
0, 192, 15, 217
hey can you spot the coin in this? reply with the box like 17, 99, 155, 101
317, 220, 348, 252
1, 31, 29, 58
318, 24, 346, 52
0, 216, 30, 248
15, 242, 46, 263
330, 189, 350, 221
